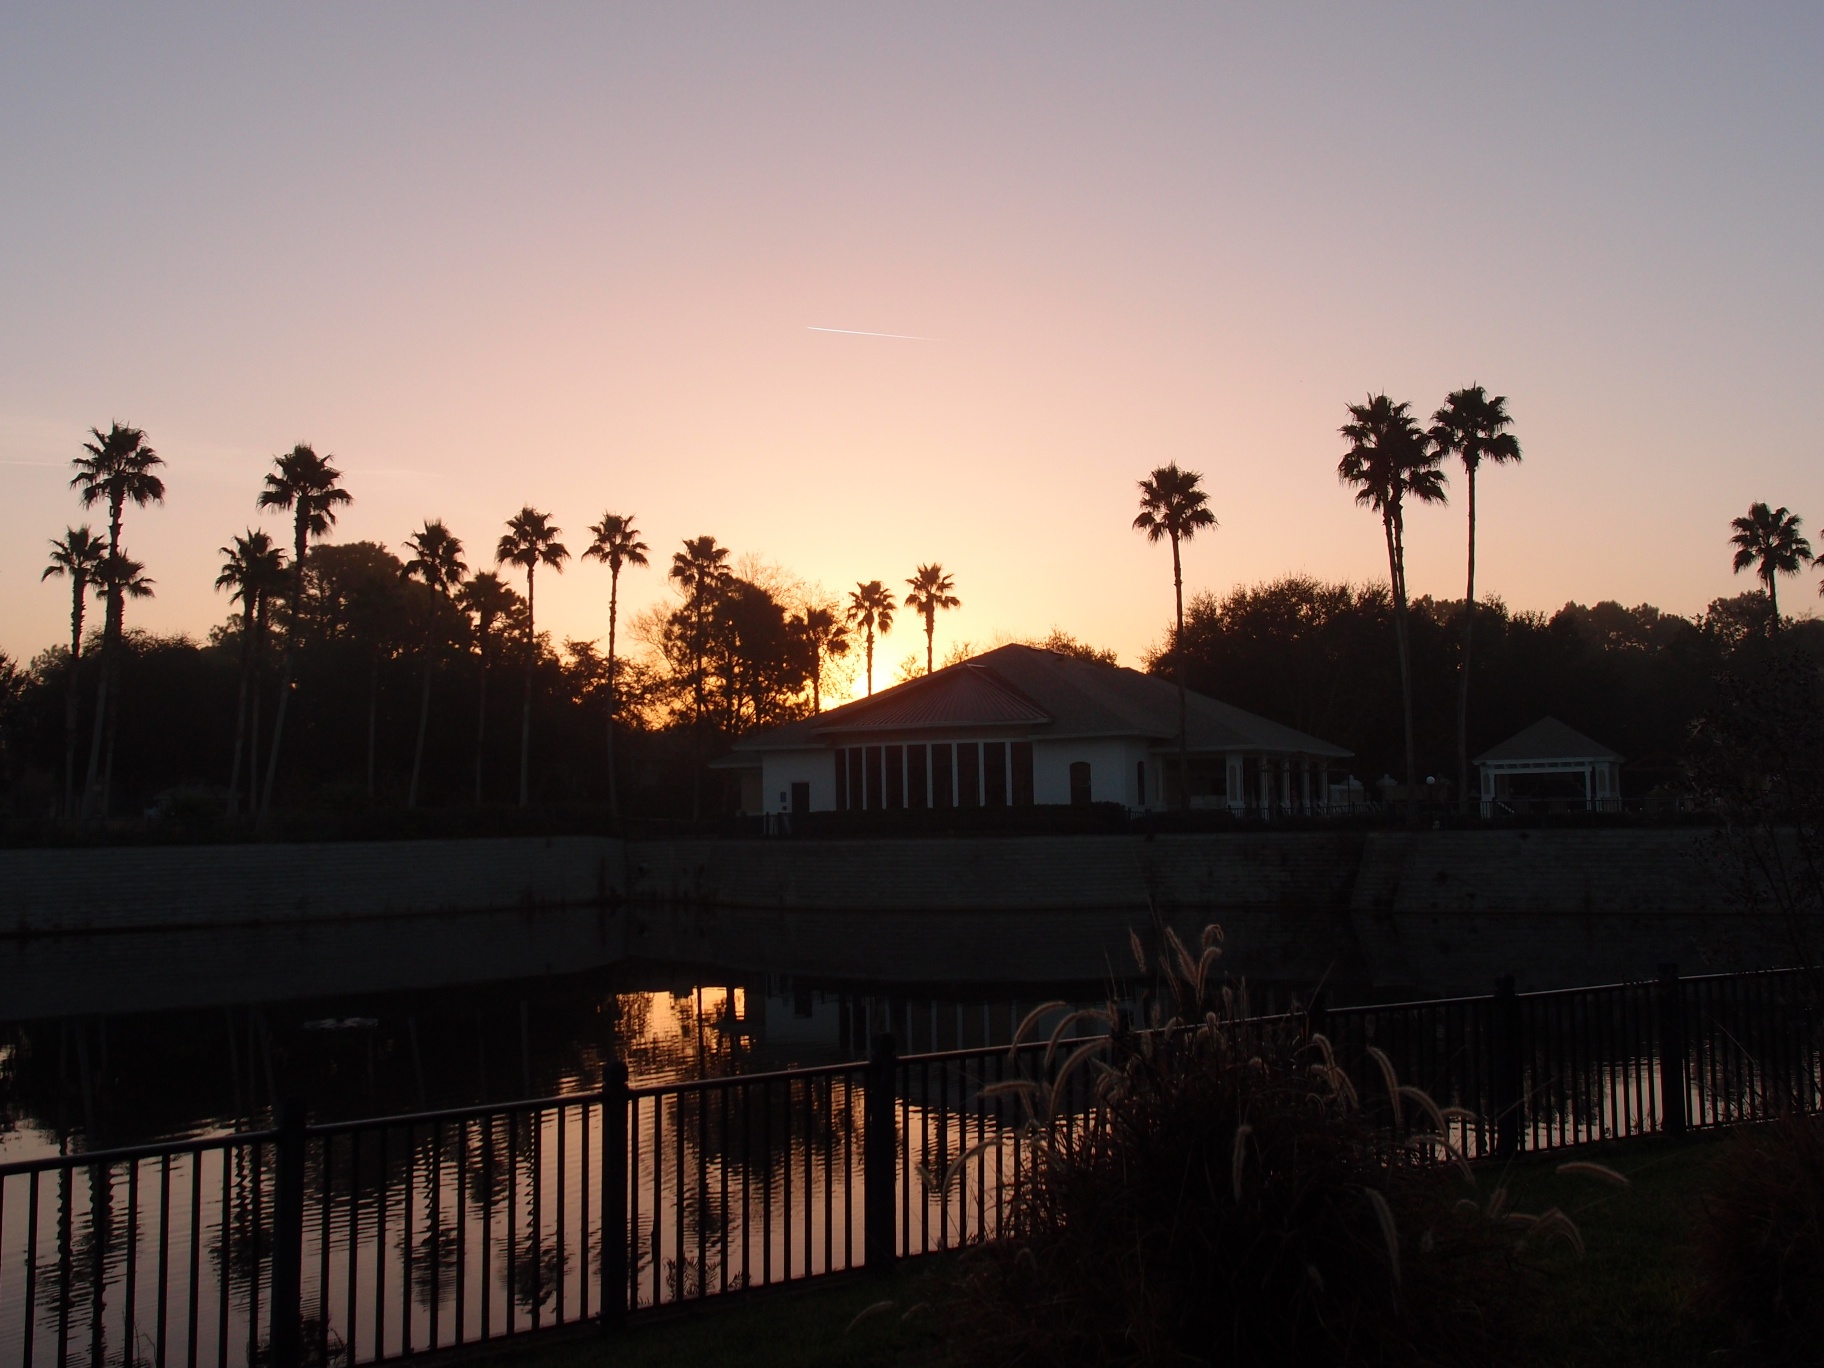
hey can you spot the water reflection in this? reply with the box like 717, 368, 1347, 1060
0, 962, 1144, 1167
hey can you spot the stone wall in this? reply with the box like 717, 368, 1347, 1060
0, 836, 622, 935
0, 827, 1787, 995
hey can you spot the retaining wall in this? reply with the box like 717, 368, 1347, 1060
0, 828, 1783, 995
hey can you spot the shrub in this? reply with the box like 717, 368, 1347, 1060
1696, 1114, 1824, 1362
944, 927, 1572, 1367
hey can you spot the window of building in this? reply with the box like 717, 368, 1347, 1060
932, 744, 954, 809
907, 744, 928, 808
1069, 761, 1092, 806
957, 743, 980, 808
984, 742, 1007, 806
848, 748, 864, 811
791, 781, 810, 815
885, 745, 904, 809
1136, 759, 1147, 808
834, 750, 848, 810
865, 746, 883, 809
1011, 742, 1034, 806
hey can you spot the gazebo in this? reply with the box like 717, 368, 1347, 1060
1475, 717, 1623, 814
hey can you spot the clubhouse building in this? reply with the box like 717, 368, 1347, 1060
717, 643, 1352, 817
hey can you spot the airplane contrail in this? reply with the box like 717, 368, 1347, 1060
808, 326, 940, 341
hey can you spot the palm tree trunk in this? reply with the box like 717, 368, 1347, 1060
1172, 532, 1188, 812
260, 525, 312, 829
1386, 511, 1417, 827
80, 509, 124, 819
248, 675, 262, 815
409, 658, 432, 809
80, 592, 118, 818
366, 651, 380, 800
225, 612, 254, 818
473, 659, 488, 807
925, 614, 934, 675
1768, 574, 1780, 631
260, 654, 294, 826
606, 570, 621, 825
62, 663, 79, 821
1457, 466, 1477, 815
811, 646, 822, 714
866, 630, 875, 696
62, 590, 83, 820
101, 673, 120, 819
518, 570, 535, 808
226, 672, 249, 817
690, 603, 705, 822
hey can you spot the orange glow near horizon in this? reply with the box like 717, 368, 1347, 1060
3, 9, 1822, 671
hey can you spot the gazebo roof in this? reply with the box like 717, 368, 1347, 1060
1475, 716, 1622, 767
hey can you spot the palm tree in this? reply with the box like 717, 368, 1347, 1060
669, 536, 731, 820
583, 513, 650, 823
1339, 395, 1447, 821
1431, 386, 1522, 810
903, 564, 961, 675
457, 571, 521, 806
215, 530, 287, 818
495, 508, 569, 807
845, 581, 897, 696
41, 526, 107, 818
255, 444, 353, 824
798, 605, 849, 713
1133, 464, 1217, 810
69, 423, 165, 818
90, 553, 155, 813
403, 520, 469, 809
1730, 502, 1811, 631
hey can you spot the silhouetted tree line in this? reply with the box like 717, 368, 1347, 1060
1, 421, 975, 831
1152, 575, 1822, 800
0, 542, 850, 826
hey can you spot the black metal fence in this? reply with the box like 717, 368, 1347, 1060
4, 965, 1818, 1368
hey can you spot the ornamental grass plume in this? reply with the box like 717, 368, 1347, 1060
944, 924, 1574, 1367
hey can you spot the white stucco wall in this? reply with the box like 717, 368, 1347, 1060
758, 749, 839, 813
1032, 737, 1152, 807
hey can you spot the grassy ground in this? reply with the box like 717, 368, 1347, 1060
1497, 1131, 1735, 1366
499, 1131, 1740, 1368
503, 1270, 942, 1368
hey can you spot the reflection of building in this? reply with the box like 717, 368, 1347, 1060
1476, 717, 1623, 814
718, 643, 1351, 815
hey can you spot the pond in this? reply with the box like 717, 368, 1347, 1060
0, 905, 1325, 1367
2, 901, 1317, 1166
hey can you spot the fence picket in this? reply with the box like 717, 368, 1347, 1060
6, 967, 1823, 1368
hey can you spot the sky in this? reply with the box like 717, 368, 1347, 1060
3, 4, 1821, 687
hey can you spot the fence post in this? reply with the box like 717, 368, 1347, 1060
599, 1058, 630, 1331
1491, 976, 1522, 1160
269, 1099, 306, 1368
1306, 987, 1330, 1042
1657, 963, 1687, 1136
865, 1033, 898, 1272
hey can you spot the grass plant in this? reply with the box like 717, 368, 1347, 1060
497, 1130, 1769, 1368
938, 926, 1579, 1366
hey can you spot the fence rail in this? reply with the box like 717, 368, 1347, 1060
4, 964, 1819, 1368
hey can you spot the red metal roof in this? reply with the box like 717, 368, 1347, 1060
815, 665, 1050, 732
